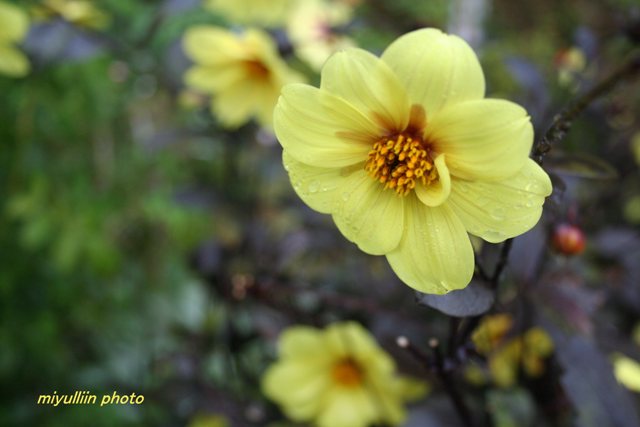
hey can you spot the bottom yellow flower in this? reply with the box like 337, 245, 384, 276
262, 322, 427, 427
471, 314, 553, 388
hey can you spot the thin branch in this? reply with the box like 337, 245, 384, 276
532, 50, 640, 164
397, 336, 477, 427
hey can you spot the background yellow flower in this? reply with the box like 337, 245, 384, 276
472, 314, 554, 388
33, 0, 110, 29
274, 28, 552, 294
262, 322, 427, 427
204, 0, 293, 27
0, 1, 30, 77
183, 26, 305, 129
287, 0, 355, 71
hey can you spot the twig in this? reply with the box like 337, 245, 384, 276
397, 336, 476, 427
532, 50, 640, 164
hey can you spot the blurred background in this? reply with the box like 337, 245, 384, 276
1, 0, 640, 426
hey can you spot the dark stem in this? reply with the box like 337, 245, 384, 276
532, 50, 640, 164
429, 339, 476, 427
397, 336, 476, 427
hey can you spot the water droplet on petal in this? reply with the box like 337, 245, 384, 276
490, 207, 506, 221
308, 180, 320, 193
342, 192, 351, 201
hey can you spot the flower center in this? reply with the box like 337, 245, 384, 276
365, 133, 438, 196
243, 59, 270, 79
332, 358, 363, 387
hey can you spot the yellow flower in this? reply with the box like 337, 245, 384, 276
613, 354, 640, 392
274, 28, 552, 294
204, 0, 293, 27
472, 315, 553, 388
33, 0, 110, 29
287, 0, 355, 71
0, 1, 30, 77
183, 26, 305, 129
262, 322, 427, 427
187, 414, 229, 427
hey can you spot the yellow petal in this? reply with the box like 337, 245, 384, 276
320, 48, 411, 132
415, 154, 451, 207
283, 151, 348, 214
613, 355, 640, 392
182, 26, 242, 65
381, 28, 484, 115
323, 322, 381, 359
448, 159, 552, 243
184, 65, 243, 93
332, 170, 405, 256
317, 388, 376, 427
279, 325, 327, 359
386, 197, 474, 294
0, 45, 29, 77
426, 99, 534, 181
274, 84, 379, 167
0, 2, 29, 42
262, 361, 330, 420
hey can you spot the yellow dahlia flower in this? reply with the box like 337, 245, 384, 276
204, 0, 293, 27
0, 1, 30, 77
275, 28, 552, 294
287, 0, 355, 71
472, 314, 553, 388
34, 0, 110, 30
262, 322, 427, 427
183, 26, 305, 129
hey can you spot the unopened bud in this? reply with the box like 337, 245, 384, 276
552, 223, 586, 255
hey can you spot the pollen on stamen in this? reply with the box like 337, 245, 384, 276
364, 133, 438, 196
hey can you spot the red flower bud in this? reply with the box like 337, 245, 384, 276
552, 223, 586, 255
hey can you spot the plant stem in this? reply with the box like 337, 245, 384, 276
532, 50, 640, 164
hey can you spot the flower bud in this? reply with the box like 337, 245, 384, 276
552, 223, 586, 255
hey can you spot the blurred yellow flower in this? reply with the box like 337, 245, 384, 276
472, 314, 553, 388
183, 26, 305, 129
613, 354, 640, 392
187, 413, 229, 427
204, 0, 293, 26
0, 1, 30, 77
274, 28, 552, 294
262, 322, 427, 427
287, 0, 355, 71
33, 0, 110, 29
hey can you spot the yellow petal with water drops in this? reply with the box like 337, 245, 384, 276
380, 28, 485, 115
332, 170, 405, 256
320, 48, 411, 132
0, 45, 29, 77
0, 2, 29, 42
386, 197, 474, 294
275, 84, 379, 167
426, 99, 533, 181
183, 26, 242, 66
283, 151, 350, 214
415, 154, 451, 207
448, 159, 552, 243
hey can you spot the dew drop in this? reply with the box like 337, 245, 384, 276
342, 192, 351, 201
490, 207, 506, 221
525, 200, 534, 208
308, 180, 320, 193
